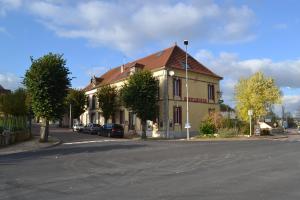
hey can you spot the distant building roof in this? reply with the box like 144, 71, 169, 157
84, 44, 222, 91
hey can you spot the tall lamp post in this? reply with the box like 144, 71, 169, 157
167, 70, 175, 139
184, 40, 191, 140
248, 109, 253, 137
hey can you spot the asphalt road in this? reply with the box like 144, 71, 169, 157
1, 132, 300, 199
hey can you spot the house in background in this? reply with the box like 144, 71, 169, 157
0, 85, 11, 95
220, 103, 236, 119
81, 44, 222, 138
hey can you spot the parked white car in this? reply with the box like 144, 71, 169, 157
73, 123, 84, 132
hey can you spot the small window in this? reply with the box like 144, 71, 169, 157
173, 106, 182, 124
173, 78, 181, 97
180, 61, 190, 69
208, 84, 215, 101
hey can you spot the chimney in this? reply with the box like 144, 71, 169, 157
121, 65, 124, 73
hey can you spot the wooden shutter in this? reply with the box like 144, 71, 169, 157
173, 106, 176, 123
212, 85, 215, 101
172, 78, 175, 97
179, 79, 182, 97
179, 107, 182, 124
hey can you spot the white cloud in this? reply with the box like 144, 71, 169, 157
0, 0, 22, 16
11, 0, 256, 54
196, 49, 300, 113
0, 73, 22, 90
196, 50, 300, 88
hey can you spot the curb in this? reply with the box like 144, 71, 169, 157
0, 137, 62, 156
38, 137, 62, 149
139, 135, 290, 142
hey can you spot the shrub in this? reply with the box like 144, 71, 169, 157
0, 116, 27, 132
199, 121, 216, 135
239, 123, 250, 135
222, 118, 235, 129
218, 128, 239, 138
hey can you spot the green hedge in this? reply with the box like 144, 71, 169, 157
0, 116, 28, 132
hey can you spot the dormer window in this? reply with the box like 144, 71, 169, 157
90, 76, 103, 87
129, 63, 144, 75
92, 76, 97, 86
129, 67, 136, 75
181, 61, 190, 69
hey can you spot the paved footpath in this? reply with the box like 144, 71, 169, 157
0, 124, 127, 155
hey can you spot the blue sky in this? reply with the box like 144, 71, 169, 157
0, 0, 299, 114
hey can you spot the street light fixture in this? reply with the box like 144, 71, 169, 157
184, 40, 191, 140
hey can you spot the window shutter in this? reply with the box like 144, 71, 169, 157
179, 107, 182, 124
173, 106, 176, 123
173, 78, 175, 97
212, 85, 215, 101
179, 79, 182, 97
207, 85, 210, 100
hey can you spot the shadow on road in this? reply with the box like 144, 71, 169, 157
0, 143, 146, 163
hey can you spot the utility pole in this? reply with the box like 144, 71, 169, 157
69, 103, 72, 129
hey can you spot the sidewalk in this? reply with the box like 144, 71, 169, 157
0, 136, 61, 156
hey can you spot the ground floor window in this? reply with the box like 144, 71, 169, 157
129, 112, 135, 130
173, 106, 182, 124
112, 113, 115, 123
120, 110, 124, 125
90, 113, 96, 123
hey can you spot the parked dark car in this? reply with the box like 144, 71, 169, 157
100, 123, 124, 138
83, 123, 102, 135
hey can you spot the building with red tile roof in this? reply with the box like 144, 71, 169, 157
81, 44, 222, 138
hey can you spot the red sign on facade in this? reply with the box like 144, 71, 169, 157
184, 97, 207, 103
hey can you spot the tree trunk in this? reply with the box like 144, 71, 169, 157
141, 120, 147, 139
40, 118, 49, 142
28, 113, 32, 138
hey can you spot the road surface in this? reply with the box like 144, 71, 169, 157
1, 129, 300, 199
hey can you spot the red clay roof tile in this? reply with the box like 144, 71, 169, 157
83, 45, 222, 91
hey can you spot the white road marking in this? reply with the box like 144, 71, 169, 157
63, 139, 128, 145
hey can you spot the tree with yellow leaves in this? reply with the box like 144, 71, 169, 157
235, 72, 282, 121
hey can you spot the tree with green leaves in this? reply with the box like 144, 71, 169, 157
120, 70, 159, 139
96, 85, 118, 123
24, 53, 71, 142
0, 88, 28, 116
66, 89, 86, 123
235, 71, 282, 122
